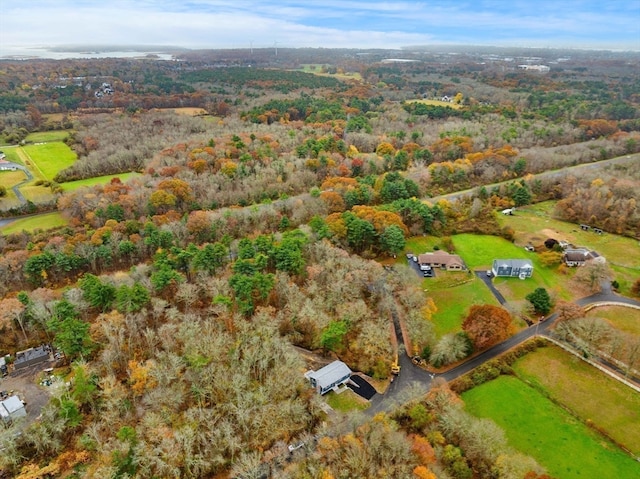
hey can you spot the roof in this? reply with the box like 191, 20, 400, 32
494, 259, 533, 269
564, 249, 590, 261
306, 361, 351, 389
418, 251, 464, 267
1, 396, 25, 417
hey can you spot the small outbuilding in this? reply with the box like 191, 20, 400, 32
305, 360, 352, 395
0, 395, 27, 422
14, 345, 50, 370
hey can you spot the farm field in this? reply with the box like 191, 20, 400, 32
585, 305, 640, 335
462, 375, 640, 479
513, 344, 640, 457
60, 172, 142, 191
22, 142, 76, 181
0, 212, 68, 235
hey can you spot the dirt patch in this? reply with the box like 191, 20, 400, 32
1, 360, 59, 423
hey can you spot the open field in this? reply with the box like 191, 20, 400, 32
585, 305, 640, 335
404, 98, 464, 109
513, 344, 640, 457
61, 172, 142, 191
463, 375, 640, 479
0, 212, 68, 235
25, 130, 71, 143
22, 142, 76, 181
298, 64, 363, 81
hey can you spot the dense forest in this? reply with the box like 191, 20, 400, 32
0, 46, 639, 478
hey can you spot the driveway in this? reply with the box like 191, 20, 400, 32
348, 375, 377, 400
475, 270, 506, 304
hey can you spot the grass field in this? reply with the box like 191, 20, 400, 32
463, 375, 640, 479
585, 305, 640, 335
22, 142, 76, 181
404, 98, 464, 110
428, 276, 500, 337
325, 389, 369, 412
513, 345, 640, 457
61, 172, 142, 191
0, 212, 68, 235
25, 131, 71, 143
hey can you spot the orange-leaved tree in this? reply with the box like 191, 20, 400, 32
462, 305, 514, 350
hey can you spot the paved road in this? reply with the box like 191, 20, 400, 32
0, 157, 33, 205
366, 288, 640, 417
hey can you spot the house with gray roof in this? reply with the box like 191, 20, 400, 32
492, 259, 533, 279
304, 360, 352, 395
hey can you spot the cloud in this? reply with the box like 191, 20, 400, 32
1, 1, 638, 51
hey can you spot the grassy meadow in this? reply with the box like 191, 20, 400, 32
60, 172, 142, 191
22, 142, 76, 180
512, 344, 640, 457
0, 212, 68, 235
463, 375, 640, 479
25, 131, 71, 143
585, 305, 640, 335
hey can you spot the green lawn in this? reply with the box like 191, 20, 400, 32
463, 375, 640, 479
22, 142, 76, 180
586, 305, 640, 335
428, 275, 499, 338
325, 389, 369, 412
25, 130, 71, 143
0, 212, 68, 235
61, 172, 142, 191
513, 344, 640, 456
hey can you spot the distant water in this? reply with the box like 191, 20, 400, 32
0, 45, 177, 61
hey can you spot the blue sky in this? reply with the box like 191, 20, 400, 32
1, 1, 639, 51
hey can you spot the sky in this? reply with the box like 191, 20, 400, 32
1, 1, 639, 54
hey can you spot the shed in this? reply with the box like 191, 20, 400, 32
304, 360, 352, 395
0, 395, 27, 422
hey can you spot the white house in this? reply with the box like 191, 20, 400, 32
492, 259, 533, 279
304, 360, 352, 395
0, 395, 27, 422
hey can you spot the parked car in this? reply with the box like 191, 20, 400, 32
486, 270, 493, 277
419, 264, 431, 271
423, 270, 434, 277
412, 255, 418, 262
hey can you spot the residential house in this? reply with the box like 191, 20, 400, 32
0, 395, 27, 422
418, 251, 466, 271
14, 345, 50, 371
563, 248, 591, 267
304, 360, 352, 395
492, 259, 533, 278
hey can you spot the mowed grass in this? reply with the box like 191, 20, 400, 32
513, 345, 640, 457
22, 142, 76, 181
61, 172, 142, 191
428, 275, 499, 337
585, 305, 640, 335
462, 376, 640, 479
325, 389, 369, 412
0, 212, 68, 235
25, 130, 70, 143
